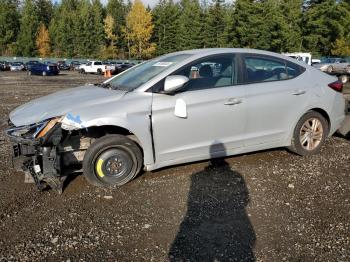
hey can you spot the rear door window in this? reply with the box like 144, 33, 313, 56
243, 55, 305, 84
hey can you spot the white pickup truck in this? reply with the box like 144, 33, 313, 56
79, 61, 114, 74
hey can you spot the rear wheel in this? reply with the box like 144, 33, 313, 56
97, 68, 102, 75
80, 69, 85, 74
83, 135, 143, 187
288, 111, 328, 156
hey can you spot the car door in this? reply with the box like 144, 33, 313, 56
151, 54, 247, 164
241, 54, 309, 146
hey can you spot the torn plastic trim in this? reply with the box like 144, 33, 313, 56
60, 113, 85, 130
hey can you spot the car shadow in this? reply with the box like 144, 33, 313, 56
168, 142, 256, 261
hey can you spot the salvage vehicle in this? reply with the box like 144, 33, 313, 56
24, 60, 40, 71
10, 62, 25, 71
28, 62, 59, 76
6, 48, 347, 192
313, 57, 350, 73
79, 61, 114, 75
0, 61, 11, 71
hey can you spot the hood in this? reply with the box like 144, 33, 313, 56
313, 63, 329, 69
10, 85, 127, 126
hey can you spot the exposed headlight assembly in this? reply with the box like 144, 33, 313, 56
7, 117, 62, 139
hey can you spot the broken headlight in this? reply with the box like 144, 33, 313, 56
7, 117, 62, 139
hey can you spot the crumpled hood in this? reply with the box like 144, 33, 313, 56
10, 85, 127, 126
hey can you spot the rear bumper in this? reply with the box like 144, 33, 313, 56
338, 100, 350, 136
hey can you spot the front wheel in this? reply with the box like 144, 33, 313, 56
327, 66, 333, 73
288, 111, 328, 156
83, 135, 143, 187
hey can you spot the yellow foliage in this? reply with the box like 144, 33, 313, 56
331, 37, 350, 57
103, 14, 118, 58
124, 0, 156, 59
36, 24, 51, 58
104, 15, 117, 42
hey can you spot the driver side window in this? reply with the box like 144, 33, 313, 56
174, 55, 235, 92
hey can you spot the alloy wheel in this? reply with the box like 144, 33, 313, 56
299, 118, 324, 151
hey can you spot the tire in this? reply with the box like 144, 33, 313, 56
42, 71, 47, 76
80, 69, 85, 74
339, 75, 348, 84
327, 66, 333, 73
97, 68, 102, 75
346, 66, 350, 74
83, 134, 143, 187
27, 71, 31, 76
288, 111, 328, 156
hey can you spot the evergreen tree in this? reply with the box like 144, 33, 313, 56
303, 0, 350, 55
152, 0, 181, 55
178, 0, 203, 50
49, 0, 79, 57
0, 0, 20, 55
202, 0, 226, 48
91, 0, 105, 53
17, 0, 40, 56
36, 0, 53, 27
106, 0, 127, 52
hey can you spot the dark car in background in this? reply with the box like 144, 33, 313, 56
69, 61, 82, 70
0, 61, 11, 71
25, 60, 40, 71
114, 63, 135, 75
28, 63, 59, 76
57, 61, 70, 70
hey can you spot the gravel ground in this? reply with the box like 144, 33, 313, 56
0, 71, 349, 261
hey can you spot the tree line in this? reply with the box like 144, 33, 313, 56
1, 0, 350, 59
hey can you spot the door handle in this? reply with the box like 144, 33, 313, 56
292, 90, 306, 96
224, 98, 242, 105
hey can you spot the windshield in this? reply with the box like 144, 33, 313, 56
322, 58, 339, 63
108, 54, 191, 91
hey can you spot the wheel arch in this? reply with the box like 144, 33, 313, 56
309, 107, 331, 134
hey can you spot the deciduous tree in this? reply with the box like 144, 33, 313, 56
36, 23, 51, 57
123, 0, 156, 59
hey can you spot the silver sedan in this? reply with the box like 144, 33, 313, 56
6, 48, 346, 190
313, 57, 350, 73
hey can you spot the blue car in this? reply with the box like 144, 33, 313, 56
28, 63, 59, 76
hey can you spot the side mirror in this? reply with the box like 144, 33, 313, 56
163, 75, 189, 94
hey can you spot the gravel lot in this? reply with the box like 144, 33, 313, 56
0, 71, 349, 261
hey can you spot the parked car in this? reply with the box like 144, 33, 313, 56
0, 61, 11, 71
79, 61, 114, 74
5, 48, 346, 191
28, 63, 59, 76
313, 57, 350, 73
25, 60, 40, 71
112, 63, 135, 75
57, 61, 70, 70
69, 61, 82, 71
10, 62, 25, 71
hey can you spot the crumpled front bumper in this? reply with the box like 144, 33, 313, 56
6, 121, 64, 192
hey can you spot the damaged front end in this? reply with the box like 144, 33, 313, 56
6, 117, 93, 193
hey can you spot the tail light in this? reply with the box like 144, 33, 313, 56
328, 81, 343, 93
